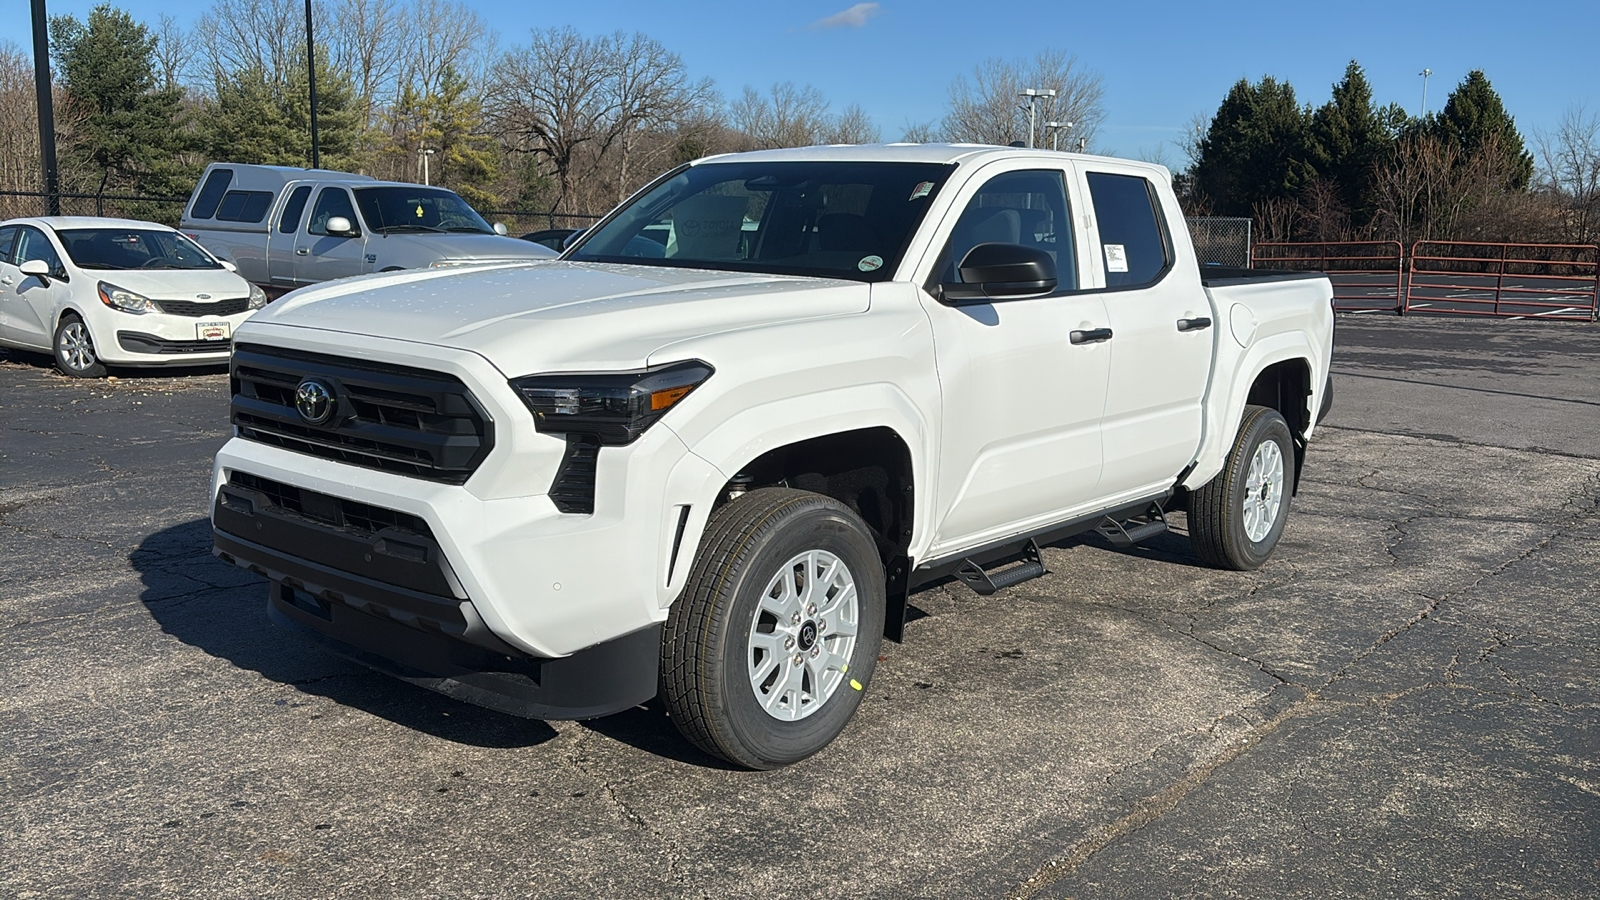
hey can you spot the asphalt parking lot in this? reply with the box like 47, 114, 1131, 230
3, 316, 1598, 899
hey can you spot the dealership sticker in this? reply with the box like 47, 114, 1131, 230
909, 181, 935, 200
1104, 243, 1129, 273
858, 255, 884, 272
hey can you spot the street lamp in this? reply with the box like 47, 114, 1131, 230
1419, 68, 1432, 119
1018, 88, 1057, 149
421, 148, 436, 186
1043, 120, 1074, 151
305, 0, 320, 168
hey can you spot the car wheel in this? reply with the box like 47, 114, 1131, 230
1189, 405, 1294, 571
54, 314, 107, 378
661, 488, 885, 769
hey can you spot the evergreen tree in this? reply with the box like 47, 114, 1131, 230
206, 49, 364, 172
1431, 70, 1534, 189
49, 4, 193, 197
385, 66, 499, 204
1308, 61, 1408, 224
1191, 77, 1315, 217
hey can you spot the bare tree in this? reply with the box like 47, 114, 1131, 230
152, 15, 196, 91
194, 0, 307, 83
1252, 195, 1301, 244
825, 104, 881, 145
941, 49, 1104, 148
328, 0, 403, 129
0, 42, 39, 212
1535, 104, 1600, 243
609, 31, 715, 202
731, 82, 831, 150
900, 119, 937, 143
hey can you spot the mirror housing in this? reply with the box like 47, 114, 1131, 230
493, 222, 509, 236
19, 259, 52, 284
940, 243, 1057, 303
220, 260, 239, 273
325, 216, 358, 237
562, 228, 587, 249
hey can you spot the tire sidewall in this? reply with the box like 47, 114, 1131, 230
715, 504, 885, 767
54, 314, 105, 378
1228, 411, 1294, 568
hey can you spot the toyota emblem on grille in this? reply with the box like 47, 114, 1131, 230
294, 379, 335, 425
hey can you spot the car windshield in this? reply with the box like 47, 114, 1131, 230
567, 161, 954, 282
57, 228, 222, 270
353, 186, 495, 234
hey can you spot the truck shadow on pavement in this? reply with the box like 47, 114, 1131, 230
133, 518, 559, 750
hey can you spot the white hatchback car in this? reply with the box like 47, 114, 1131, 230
0, 216, 267, 377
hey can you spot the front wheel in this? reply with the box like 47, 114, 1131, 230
1189, 405, 1294, 570
54, 314, 107, 378
661, 488, 885, 769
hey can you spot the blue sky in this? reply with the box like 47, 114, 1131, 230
32, 0, 1600, 167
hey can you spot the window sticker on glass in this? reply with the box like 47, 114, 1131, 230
909, 181, 935, 200
1104, 243, 1129, 273
858, 255, 884, 272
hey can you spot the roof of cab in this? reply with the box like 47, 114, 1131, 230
692, 143, 1172, 179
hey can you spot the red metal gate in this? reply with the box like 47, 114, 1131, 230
1404, 241, 1599, 320
1251, 241, 1404, 313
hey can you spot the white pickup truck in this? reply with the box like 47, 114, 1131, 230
210, 144, 1334, 769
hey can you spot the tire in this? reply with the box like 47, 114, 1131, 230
662, 487, 886, 769
1190, 405, 1294, 571
54, 314, 107, 378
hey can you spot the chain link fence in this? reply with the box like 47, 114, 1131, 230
1186, 216, 1253, 268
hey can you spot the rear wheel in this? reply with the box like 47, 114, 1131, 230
54, 314, 106, 378
1190, 405, 1294, 570
662, 488, 885, 769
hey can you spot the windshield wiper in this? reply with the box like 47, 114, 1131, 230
375, 224, 446, 233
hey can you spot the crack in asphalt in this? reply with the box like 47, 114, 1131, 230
559, 729, 682, 883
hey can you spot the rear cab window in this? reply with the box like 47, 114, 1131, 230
216, 191, 275, 224
1085, 171, 1172, 288
190, 168, 234, 220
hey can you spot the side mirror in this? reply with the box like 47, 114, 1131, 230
493, 222, 509, 236
562, 229, 586, 249
325, 216, 358, 237
941, 243, 1057, 303
220, 260, 239, 273
19, 259, 51, 284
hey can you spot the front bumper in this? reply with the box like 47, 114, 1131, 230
211, 475, 661, 720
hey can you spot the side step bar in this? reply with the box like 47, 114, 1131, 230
1095, 502, 1169, 548
953, 540, 1047, 596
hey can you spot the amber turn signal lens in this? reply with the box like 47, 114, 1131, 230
651, 386, 693, 411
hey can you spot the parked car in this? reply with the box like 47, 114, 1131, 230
210, 144, 1335, 768
0, 216, 267, 377
518, 227, 584, 252
180, 163, 556, 295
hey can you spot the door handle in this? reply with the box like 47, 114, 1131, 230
1177, 317, 1213, 332
295, 248, 309, 256
0, 277, 12, 285
1070, 327, 1113, 345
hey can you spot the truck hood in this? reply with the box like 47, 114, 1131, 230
372, 231, 557, 260
245, 261, 869, 371
86, 267, 254, 300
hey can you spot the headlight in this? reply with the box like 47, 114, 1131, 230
98, 282, 158, 314
247, 282, 267, 310
510, 360, 714, 445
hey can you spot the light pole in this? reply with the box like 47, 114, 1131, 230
421, 148, 435, 186
1018, 88, 1056, 148
30, 0, 59, 215
1418, 68, 1432, 119
305, 0, 320, 168
1043, 120, 1074, 151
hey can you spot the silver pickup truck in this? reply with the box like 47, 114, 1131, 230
180, 163, 554, 297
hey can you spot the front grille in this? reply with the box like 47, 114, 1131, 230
231, 343, 494, 483
229, 471, 433, 537
157, 297, 250, 317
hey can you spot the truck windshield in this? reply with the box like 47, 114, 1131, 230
57, 228, 222, 270
353, 187, 495, 234
567, 161, 954, 282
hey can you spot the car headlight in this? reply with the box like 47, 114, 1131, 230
98, 282, 158, 314
510, 360, 714, 445
247, 282, 267, 310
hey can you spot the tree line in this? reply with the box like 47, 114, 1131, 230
1, 1, 1105, 223
1183, 62, 1600, 246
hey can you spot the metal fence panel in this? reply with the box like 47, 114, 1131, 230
1406, 241, 1599, 321
1252, 241, 1405, 313
1186, 216, 1252, 268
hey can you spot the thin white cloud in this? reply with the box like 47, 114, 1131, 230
808, 2, 881, 29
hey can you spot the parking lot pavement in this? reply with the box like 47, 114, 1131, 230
3, 317, 1598, 899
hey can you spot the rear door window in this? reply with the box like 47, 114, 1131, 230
190, 168, 233, 219
279, 185, 313, 234
215, 190, 275, 223
1085, 172, 1172, 288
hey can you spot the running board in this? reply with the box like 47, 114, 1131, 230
953, 540, 1047, 596
1095, 502, 1168, 548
